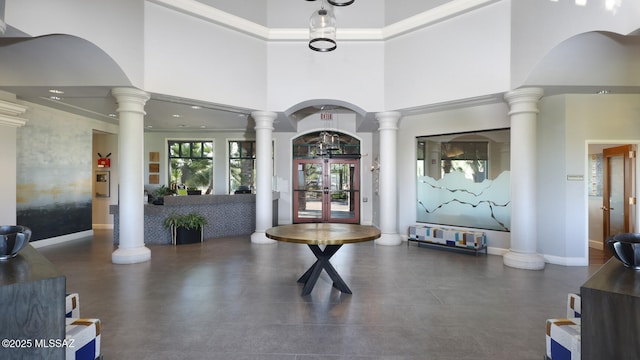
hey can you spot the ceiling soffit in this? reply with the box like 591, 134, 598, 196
147, 0, 500, 42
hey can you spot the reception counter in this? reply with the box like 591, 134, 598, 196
110, 192, 279, 245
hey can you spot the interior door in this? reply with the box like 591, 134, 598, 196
602, 145, 635, 257
293, 159, 360, 223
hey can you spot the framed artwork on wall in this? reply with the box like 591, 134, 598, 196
96, 171, 110, 197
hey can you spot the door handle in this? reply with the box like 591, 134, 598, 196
601, 206, 614, 211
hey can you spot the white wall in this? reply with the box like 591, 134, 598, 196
537, 94, 640, 265
385, 1, 511, 110
266, 41, 385, 112
143, 2, 267, 109
511, 0, 640, 88
5, 0, 145, 87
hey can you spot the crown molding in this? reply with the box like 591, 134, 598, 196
148, 0, 500, 42
0, 113, 27, 127
383, 0, 500, 39
148, 0, 271, 39
0, 99, 28, 127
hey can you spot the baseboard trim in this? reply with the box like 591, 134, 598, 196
544, 254, 589, 266
92, 224, 114, 230
30, 230, 94, 248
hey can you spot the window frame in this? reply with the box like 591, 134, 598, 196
167, 139, 214, 192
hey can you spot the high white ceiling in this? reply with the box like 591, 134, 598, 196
0, 0, 477, 133
193, 0, 453, 28
1, 1, 637, 133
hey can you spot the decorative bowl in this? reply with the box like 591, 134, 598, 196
0, 225, 32, 261
607, 233, 640, 270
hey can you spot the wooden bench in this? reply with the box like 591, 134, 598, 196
407, 225, 487, 256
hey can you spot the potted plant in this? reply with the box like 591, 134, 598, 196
187, 187, 202, 195
162, 212, 207, 245
152, 185, 176, 205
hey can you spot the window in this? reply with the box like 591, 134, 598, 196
415, 130, 511, 231
168, 140, 213, 194
229, 140, 256, 194
441, 141, 488, 182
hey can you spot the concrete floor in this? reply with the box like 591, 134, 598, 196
37, 230, 600, 360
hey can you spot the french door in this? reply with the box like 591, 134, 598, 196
293, 158, 360, 223
602, 144, 635, 257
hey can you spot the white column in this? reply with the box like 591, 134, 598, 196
251, 111, 277, 244
375, 111, 401, 245
111, 87, 151, 264
503, 87, 545, 270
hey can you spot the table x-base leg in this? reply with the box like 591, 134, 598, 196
297, 244, 351, 296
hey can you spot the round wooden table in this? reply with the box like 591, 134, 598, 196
265, 223, 381, 296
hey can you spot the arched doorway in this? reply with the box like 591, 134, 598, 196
292, 131, 360, 223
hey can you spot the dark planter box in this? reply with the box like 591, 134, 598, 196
175, 227, 202, 245
187, 190, 201, 195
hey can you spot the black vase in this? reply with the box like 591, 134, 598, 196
607, 233, 640, 270
0, 225, 32, 260
175, 227, 202, 245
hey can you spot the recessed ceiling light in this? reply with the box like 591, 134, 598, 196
108, 113, 117, 117
48, 89, 64, 94
597, 90, 610, 94
172, 114, 182, 118
200, 125, 206, 128
49, 96, 63, 101
191, 106, 202, 110
146, 125, 153, 128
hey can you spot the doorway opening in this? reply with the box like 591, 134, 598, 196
292, 132, 360, 224
587, 143, 637, 266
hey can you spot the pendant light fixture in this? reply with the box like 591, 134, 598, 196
306, 0, 354, 6
328, 0, 354, 6
316, 108, 340, 156
309, 1, 337, 52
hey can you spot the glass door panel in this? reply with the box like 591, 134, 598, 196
608, 155, 625, 235
293, 159, 360, 223
293, 161, 323, 222
602, 144, 635, 259
327, 161, 359, 222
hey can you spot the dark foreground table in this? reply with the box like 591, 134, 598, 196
266, 223, 381, 296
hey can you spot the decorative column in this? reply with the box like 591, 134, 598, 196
375, 111, 401, 245
503, 87, 545, 270
111, 87, 151, 264
251, 111, 277, 244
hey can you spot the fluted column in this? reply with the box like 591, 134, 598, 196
375, 111, 401, 245
111, 87, 151, 264
503, 87, 545, 270
251, 111, 277, 244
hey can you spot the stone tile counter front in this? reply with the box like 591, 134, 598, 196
110, 192, 279, 245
